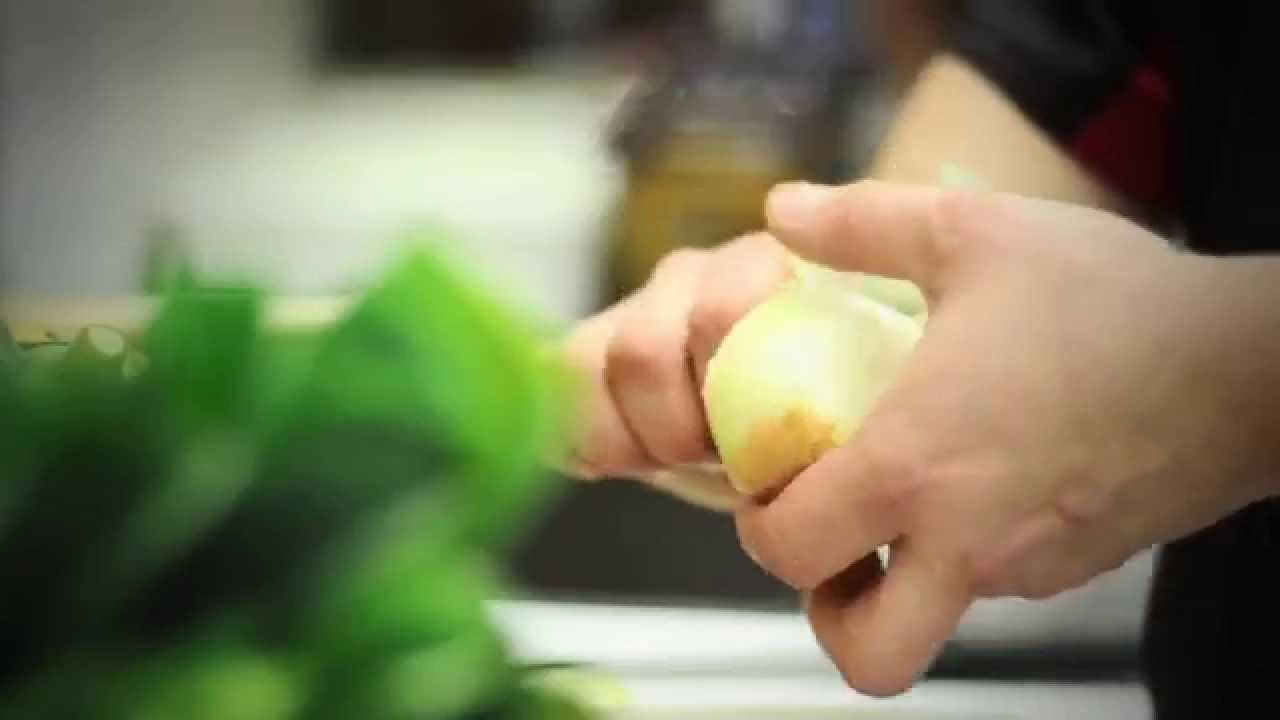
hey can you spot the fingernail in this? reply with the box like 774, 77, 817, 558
766, 182, 839, 232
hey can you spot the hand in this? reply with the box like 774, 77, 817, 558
559, 233, 792, 505
736, 180, 1280, 696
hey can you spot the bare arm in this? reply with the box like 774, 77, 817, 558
865, 54, 1139, 216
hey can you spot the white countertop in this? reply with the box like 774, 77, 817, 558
492, 600, 1152, 719
612, 677, 1149, 720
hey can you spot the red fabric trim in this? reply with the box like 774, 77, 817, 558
1068, 39, 1176, 210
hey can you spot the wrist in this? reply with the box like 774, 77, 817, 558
1180, 252, 1280, 501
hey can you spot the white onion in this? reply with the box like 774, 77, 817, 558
701, 262, 923, 496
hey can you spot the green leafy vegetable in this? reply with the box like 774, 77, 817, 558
0, 237, 591, 719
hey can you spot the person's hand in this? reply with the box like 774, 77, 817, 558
736, 180, 1280, 696
559, 232, 793, 506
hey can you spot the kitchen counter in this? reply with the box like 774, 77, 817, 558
492, 601, 1152, 719
613, 677, 1149, 720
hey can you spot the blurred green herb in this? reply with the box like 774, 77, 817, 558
0, 238, 589, 719
0, 322, 20, 371
141, 222, 196, 295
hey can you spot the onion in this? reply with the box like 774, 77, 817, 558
701, 259, 924, 496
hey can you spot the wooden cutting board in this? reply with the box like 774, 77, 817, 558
1, 294, 354, 344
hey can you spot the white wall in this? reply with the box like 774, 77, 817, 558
1, 0, 623, 323
1, 0, 315, 292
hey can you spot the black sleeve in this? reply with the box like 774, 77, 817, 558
945, 0, 1162, 143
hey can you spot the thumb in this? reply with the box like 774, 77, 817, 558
765, 180, 976, 295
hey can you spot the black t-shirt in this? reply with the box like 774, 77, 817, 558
945, 2, 1279, 717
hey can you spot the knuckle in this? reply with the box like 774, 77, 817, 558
688, 235, 792, 366
856, 421, 930, 504
648, 427, 710, 467
688, 298, 741, 359
863, 462, 924, 524
728, 230, 783, 257
605, 323, 670, 381
929, 188, 989, 236
573, 429, 642, 477
736, 233, 792, 279
1051, 483, 1111, 528
604, 313, 712, 466
652, 247, 705, 277
927, 188, 994, 266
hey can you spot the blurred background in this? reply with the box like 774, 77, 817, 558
1, 0, 1153, 690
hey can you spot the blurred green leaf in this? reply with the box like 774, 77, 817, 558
122, 637, 305, 720
141, 223, 196, 295
292, 503, 511, 719
0, 323, 20, 371
0, 239, 592, 720
141, 284, 262, 432
295, 245, 573, 549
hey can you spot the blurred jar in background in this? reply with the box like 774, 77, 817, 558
598, 0, 885, 306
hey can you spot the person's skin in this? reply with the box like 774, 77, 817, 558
868, 55, 1137, 215
558, 53, 1280, 694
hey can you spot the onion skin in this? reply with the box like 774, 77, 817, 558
789, 256, 927, 317
701, 281, 922, 497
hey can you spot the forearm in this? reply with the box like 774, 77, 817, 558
865, 54, 1136, 215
